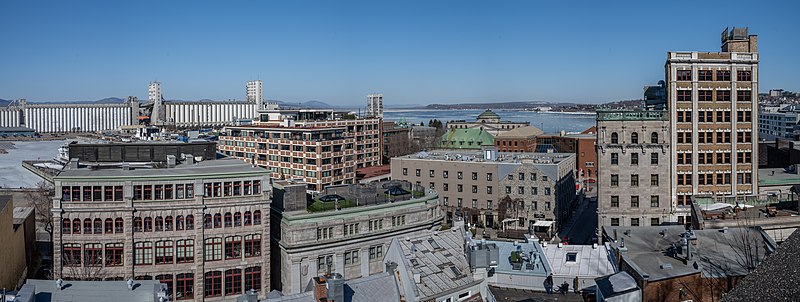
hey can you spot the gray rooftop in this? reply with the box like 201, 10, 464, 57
397, 227, 476, 300
604, 226, 776, 281
55, 157, 269, 181
487, 239, 550, 276
20, 279, 165, 302
543, 244, 616, 278
13, 206, 34, 225
262, 273, 400, 302
595, 271, 639, 298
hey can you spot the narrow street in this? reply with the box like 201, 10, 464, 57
558, 185, 598, 245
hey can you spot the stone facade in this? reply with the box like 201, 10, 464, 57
596, 110, 672, 228
52, 157, 271, 301
270, 181, 442, 294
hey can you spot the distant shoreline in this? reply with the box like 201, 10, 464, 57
384, 108, 596, 115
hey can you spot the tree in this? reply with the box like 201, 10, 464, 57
27, 181, 55, 248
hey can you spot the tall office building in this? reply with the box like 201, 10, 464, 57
366, 93, 383, 118
667, 27, 759, 216
247, 80, 264, 108
149, 81, 165, 125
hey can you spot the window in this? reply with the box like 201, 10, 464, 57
610, 218, 619, 226
443, 183, 448, 192
186, 215, 194, 230
244, 211, 252, 226
610, 196, 619, 207
225, 269, 243, 296
472, 185, 478, 194
144, 217, 153, 232
84, 218, 92, 234
631, 218, 640, 226
253, 210, 262, 225
156, 240, 174, 264
204, 271, 222, 297
244, 234, 261, 257
630, 196, 639, 208
677, 70, 691, 81
737, 90, 752, 103
698, 70, 713, 81
518, 186, 524, 194
213, 213, 222, 228
165, 216, 173, 231
486, 186, 492, 194
566, 252, 578, 262
345, 249, 360, 265
651, 218, 660, 226
369, 245, 384, 260
318, 255, 334, 271
156, 274, 174, 300
486, 173, 493, 181
717, 70, 731, 81
677, 90, 692, 102
611, 174, 618, 187
402, 168, 407, 176
204, 237, 223, 261
317, 227, 334, 240
699, 90, 713, 101
226, 236, 243, 260
651, 174, 659, 186
176, 239, 194, 263
429, 170, 435, 177
631, 153, 638, 165
224, 212, 233, 228
443, 171, 449, 178
631, 132, 638, 144
544, 188, 551, 195
155, 216, 164, 231
737, 70, 752, 81
650, 132, 658, 144
62, 219, 71, 234
717, 90, 731, 102
135, 241, 153, 265
84, 243, 102, 266
651, 196, 660, 207
344, 223, 360, 236
415, 169, 421, 177
245, 267, 261, 292
457, 171, 463, 179
651, 153, 658, 165
611, 153, 619, 165
104, 218, 113, 234
610, 132, 618, 144
63, 243, 81, 266
176, 273, 194, 300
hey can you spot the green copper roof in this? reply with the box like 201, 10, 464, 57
477, 109, 501, 119
437, 128, 495, 149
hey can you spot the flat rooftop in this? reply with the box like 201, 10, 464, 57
22, 279, 164, 302
759, 168, 800, 187
396, 150, 574, 165
55, 157, 268, 181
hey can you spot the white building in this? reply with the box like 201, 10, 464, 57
247, 80, 264, 108
367, 93, 383, 118
148, 81, 165, 125
758, 104, 800, 140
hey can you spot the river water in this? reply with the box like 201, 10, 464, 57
383, 109, 596, 133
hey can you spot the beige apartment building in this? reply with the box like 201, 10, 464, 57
667, 27, 759, 210
219, 105, 381, 191
391, 149, 576, 234
596, 110, 673, 229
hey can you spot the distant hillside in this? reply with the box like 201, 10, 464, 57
423, 101, 597, 112
0, 99, 11, 107
94, 97, 125, 103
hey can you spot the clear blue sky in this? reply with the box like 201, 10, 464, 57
1, 1, 798, 106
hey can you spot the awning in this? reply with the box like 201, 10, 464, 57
532, 220, 554, 227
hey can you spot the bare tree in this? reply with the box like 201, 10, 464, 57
26, 181, 54, 246
62, 253, 110, 281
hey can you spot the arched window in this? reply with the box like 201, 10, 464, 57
610, 132, 619, 144
631, 132, 639, 144
73, 218, 82, 234
204, 214, 213, 229
651, 132, 659, 144
104, 218, 113, 234
165, 216, 173, 231
176, 215, 185, 231
93, 218, 102, 234
186, 215, 194, 230
234, 212, 242, 227
244, 211, 252, 226
253, 210, 262, 225
134, 217, 143, 232
224, 212, 232, 228
213, 213, 222, 228
155, 216, 164, 231
62, 219, 71, 234
115, 218, 124, 233
144, 217, 153, 232
84, 218, 93, 234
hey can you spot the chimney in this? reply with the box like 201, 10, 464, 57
184, 154, 194, 165
166, 155, 176, 168
68, 158, 80, 169
313, 273, 345, 302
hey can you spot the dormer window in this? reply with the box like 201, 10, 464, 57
566, 252, 578, 262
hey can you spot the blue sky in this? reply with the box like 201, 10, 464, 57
1, 1, 798, 106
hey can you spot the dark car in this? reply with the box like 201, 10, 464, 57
319, 194, 346, 202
